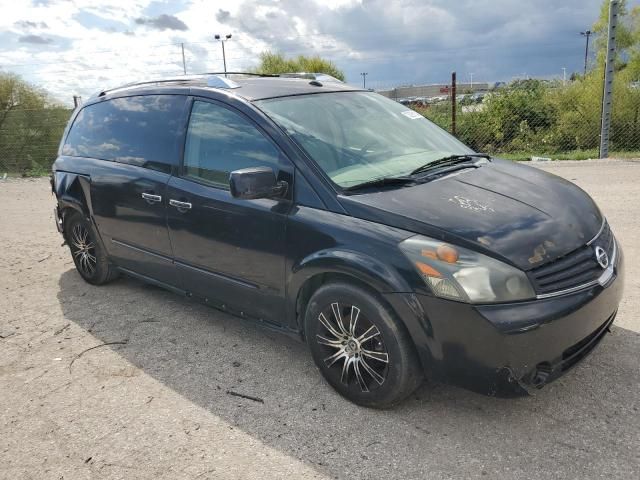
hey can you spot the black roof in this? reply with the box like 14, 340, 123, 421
99, 75, 363, 102
230, 77, 362, 101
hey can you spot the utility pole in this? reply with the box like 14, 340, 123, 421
562, 67, 567, 85
469, 73, 474, 91
451, 71, 457, 136
214, 34, 232, 77
360, 72, 368, 89
581, 30, 592, 76
181, 43, 186, 75
599, 1, 619, 158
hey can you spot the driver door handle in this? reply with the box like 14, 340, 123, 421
169, 199, 192, 211
141, 192, 162, 203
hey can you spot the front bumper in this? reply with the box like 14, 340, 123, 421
384, 245, 625, 396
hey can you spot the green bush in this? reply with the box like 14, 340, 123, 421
253, 51, 345, 81
412, 74, 640, 158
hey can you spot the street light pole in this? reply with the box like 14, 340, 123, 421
181, 43, 186, 75
581, 30, 592, 76
214, 34, 232, 77
360, 72, 368, 89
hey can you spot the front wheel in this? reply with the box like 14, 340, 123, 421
304, 282, 422, 408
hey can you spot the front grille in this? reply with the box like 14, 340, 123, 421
529, 222, 614, 295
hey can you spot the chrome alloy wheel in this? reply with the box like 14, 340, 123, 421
70, 222, 97, 276
316, 302, 389, 392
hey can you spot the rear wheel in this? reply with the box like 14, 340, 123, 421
305, 282, 422, 408
65, 211, 118, 285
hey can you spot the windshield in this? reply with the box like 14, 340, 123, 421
256, 92, 474, 188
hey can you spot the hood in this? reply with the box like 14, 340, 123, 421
338, 159, 603, 271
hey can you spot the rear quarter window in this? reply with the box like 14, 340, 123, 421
62, 95, 186, 173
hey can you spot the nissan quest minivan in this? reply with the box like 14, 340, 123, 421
51, 73, 624, 407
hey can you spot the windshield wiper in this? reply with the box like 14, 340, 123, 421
344, 176, 416, 192
410, 153, 491, 176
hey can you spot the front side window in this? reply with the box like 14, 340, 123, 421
63, 95, 185, 173
183, 100, 281, 188
256, 92, 474, 188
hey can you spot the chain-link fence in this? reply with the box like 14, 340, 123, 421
609, 80, 640, 156
378, 75, 640, 161
1, 77, 639, 175
0, 107, 72, 176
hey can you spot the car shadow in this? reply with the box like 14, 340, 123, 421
56, 269, 640, 478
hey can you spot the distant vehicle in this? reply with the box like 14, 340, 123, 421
425, 95, 448, 104
51, 73, 623, 407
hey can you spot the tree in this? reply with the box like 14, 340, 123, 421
0, 73, 48, 130
253, 51, 345, 81
589, 0, 640, 150
592, 0, 640, 75
627, 7, 640, 79
0, 73, 70, 174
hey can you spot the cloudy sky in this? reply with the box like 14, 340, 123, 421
0, 0, 636, 105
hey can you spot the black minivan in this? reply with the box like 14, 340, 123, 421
52, 74, 624, 407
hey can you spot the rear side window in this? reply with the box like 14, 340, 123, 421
62, 95, 186, 173
183, 100, 281, 188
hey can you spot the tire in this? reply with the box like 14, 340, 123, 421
64, 210, 118, 285
304, 282, 422, 408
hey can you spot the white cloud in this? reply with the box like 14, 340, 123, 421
0, 0, 636, 105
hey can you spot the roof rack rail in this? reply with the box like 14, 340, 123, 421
279, 72, 344, 83
95, 72, 278, 98
198, 71, 279, 77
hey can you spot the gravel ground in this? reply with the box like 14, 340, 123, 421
1, 159, 639, 480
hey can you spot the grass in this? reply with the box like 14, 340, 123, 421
498, 149, 640, 161
1, 164, 51, 178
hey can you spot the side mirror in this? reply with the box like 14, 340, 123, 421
229, 166, 288, 200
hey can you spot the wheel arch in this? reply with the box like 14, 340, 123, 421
52, 172, 104, 251
53, 172, 92, 215
288, 248, 413, 338
289, 248, 437, 376
53, 171, 93, 231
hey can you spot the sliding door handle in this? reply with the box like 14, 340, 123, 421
141, 193, 162, 204
169, 199, 192, 211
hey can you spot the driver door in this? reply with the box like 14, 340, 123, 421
166, 98, 293, 324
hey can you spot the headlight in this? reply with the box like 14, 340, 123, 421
399, 235, 535, 303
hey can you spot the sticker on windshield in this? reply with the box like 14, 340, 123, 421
400, 110, 422, 120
